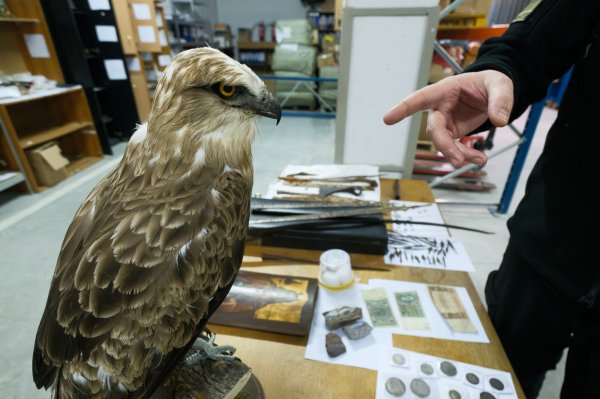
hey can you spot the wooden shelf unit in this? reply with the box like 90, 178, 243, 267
19, 121, 93, 149
0, 17, 39, 23
0, 86, 103, 192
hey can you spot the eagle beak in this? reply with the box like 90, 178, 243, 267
255, 90, 282, 125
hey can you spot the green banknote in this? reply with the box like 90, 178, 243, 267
394, 291, 430, 331
361, 287, 397, 327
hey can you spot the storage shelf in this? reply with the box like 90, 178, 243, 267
0, 171, 26, 192
65, 156, 102, 176
238, 41, 276, 51
0, 86, 81, 106
19, 121, 93, 149
0, 17, 39, 23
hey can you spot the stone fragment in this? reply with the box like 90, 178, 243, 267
342, 320, 372, 340
323, 306, 362, 330
325, 332, 346, 358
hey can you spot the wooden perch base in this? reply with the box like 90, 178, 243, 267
150, 346, 261, 399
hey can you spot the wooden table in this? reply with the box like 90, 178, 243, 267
207, 179, 524, 398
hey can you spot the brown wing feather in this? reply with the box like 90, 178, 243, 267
130, 238, 245, 399
33, 153, 251, 398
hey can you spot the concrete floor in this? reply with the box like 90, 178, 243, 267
0, 110, 564, 398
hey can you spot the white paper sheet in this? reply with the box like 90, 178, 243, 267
280, 43, 298, 52
95, 25, 118, 42
126, 57, 141, 72
0, 172, 17, 182
265, 164, 381, 202
376, 348, 517, 399
157, 54, 172, 67
281, 164, 380, 180
132, 3, 152, 20
88, 0, 110, 10
24, 34, 50, 59
104, 59, 127, 80
304, 284, 393, 370
0, 86, 21, 99
385, 235, 475, 272
367, 279, 488, 343
137, 26, 156, 44
390, 200, 449, 237
155, 13, 163, 27
158, 30, 168, 46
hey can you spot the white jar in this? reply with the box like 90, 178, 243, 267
319, 249, 354, 290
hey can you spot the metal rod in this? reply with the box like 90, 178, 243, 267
435, 199, 500, 207
439, 0, 466, 19
428, 138, 523, 188
433, 41, 463, 74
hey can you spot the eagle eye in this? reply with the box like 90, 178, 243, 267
217, 83, 237, 98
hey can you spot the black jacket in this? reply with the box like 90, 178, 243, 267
465, 0, 600, 308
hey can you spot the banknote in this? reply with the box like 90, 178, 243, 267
427, 285, 477, 333
394, 291, 430, 331
361, 287, 397, 327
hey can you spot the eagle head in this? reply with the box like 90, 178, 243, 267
150, 47, 281, 132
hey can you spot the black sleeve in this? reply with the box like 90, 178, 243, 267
463, 0, 600, 123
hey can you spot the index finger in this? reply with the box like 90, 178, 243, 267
383, 83, 446, 125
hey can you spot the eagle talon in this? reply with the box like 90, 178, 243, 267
185, 333, 237, 364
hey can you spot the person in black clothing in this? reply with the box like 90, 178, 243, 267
383, 1, 600, 397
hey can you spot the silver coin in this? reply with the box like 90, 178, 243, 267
392, 353, 406, 365
440, 360, 457, 376
465, 372, 480, 385
448, 390, 462, 399
489, 378, 505, 391
385, 377, 406, 397
480, 392, 496, 399
410, 378, 431, 398
420, 363, 434, 375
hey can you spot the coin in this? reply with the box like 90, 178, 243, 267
448, 390, 462, 399
410, 378, 431, 398
480, 392, 496, 399
489, 377, 505, 391
440, 360, 457, 377
385, 377, 406, 397
420, 363, 434, 375
392, 353, 406, 365
466, 372, 480, 385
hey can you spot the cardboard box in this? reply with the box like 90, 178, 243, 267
317, 52, 337, 68
453, 0, 492, 15
27, 141, 69, 187
238, 28, 252, 43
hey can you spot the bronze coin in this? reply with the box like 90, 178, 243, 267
410, 378, 431, 398
489, 377, 505, 391
448, 390, 462, 399
440, 360, 457, 377
466, 372, 480, 385
420, 362, 434, 375
385, 377, 406, 397
392, 353, 406, 366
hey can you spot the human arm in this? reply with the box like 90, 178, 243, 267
384, 0, 600, 168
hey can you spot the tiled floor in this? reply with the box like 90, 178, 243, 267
0, 109, 564, 398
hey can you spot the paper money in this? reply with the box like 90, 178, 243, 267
361, 287, 397, 327
394, 291, 430, 331
428, 285, 477, 333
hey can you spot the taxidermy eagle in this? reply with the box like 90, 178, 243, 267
32, 48, 281, 398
